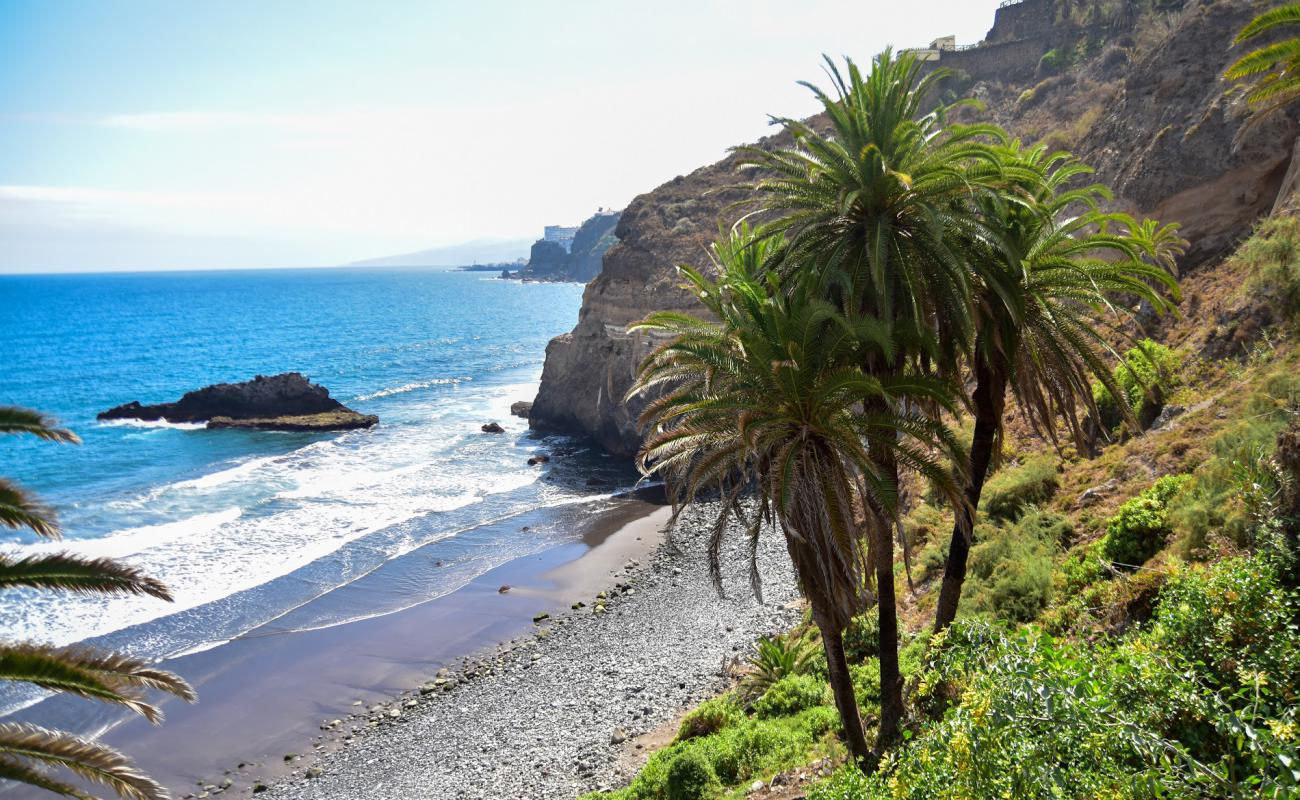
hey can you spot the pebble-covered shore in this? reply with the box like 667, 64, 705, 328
257, 502, 801, 800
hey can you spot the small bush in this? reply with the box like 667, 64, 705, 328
1093, 340, 1182, 430
753, 674, 825, 719
677, 696, 743, 742
961, 516, 1056, 623
740, 634, 814, 701
980, 454, 1058, 521
1037, 48, 1067, 75
841, 612, 879, 662
849, 660, 881, 709
1240, 215, 1300, 325
802, 704, 841, 738
1100, 475, 1189, 567
665, 749, 718, 800
902, 503, 949, 549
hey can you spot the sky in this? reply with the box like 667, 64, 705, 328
0, 0, 1002, 273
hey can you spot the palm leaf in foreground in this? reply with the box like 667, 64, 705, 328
0, 644, 194, 724
0, 553, 172, 600
0, 480, 61, 540
0, 723, 167, 800
1225, 2, 1300, 117
0, 408, 79, 444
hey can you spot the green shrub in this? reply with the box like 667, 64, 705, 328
960, 515, 1056, 623
665, 749, 718, 800
848, 660, 881, 709
802, 704, 841, 738
1010, 508, 1074, 548
1093, 340, 1182, 430
740, 634, 815, 701
902, 503, 949, 549
1100, 475, 1189, 567
1239, 214, 1300, 325
1037, 48, 1067, 74
1168, 371, 1300, 556
808, 765, 873, 800
841, 612, 879, 662
753, 674, 825, 719
676, 696, 743, 742
1054, 540, 1106, 594
979, 454, 1058, 521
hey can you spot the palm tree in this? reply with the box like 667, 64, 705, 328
628, 227, 962, 766
1225, 3, 1300, 117
929, 145, 1183, 634
735, 51, 1001, 748
0, 406, 194, 800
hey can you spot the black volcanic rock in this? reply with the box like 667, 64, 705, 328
98, 373, 377, 431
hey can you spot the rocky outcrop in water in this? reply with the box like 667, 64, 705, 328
530, 0, 1300, 458
99, 373, 377, 431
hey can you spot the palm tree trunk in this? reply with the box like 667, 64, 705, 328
873, 513, 904, 749
863, 387, 905, 753
932, 358, 1007, 635
812, 609, 872, 766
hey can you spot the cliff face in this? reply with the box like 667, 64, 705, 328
528, 157, 758, 455
531, 0, 1300, 458
524, 211, 623, 282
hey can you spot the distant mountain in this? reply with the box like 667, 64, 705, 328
348, 238, 533, 268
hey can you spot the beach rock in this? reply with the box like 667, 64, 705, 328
99, 373, 376, 432
527, 454, 550, 466
610, 727, 627, 745
510, 401, 532, 418
481, 422, 505, 434
498, 585, 510, 594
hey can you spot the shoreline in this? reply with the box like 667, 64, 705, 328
261, 500, 800, 800
2, 491, 672, 799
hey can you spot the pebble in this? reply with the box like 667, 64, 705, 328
258, 501, 799, 800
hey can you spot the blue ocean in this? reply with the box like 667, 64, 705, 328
0, 267, 631, 716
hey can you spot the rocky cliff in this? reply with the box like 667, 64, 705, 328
523, 211, 622, 283
531, 0, 1300, 458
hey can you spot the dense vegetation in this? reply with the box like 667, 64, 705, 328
593, 3, 1300, 798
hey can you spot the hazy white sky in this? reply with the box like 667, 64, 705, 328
0, 1, 1001, 273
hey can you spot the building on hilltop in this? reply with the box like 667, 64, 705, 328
905, 35, 958, 62
543, 225, 580, 254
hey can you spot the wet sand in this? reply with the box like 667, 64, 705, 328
2, 493, 670, 798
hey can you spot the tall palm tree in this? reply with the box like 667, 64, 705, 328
1225, 3, 1300, 117
628, 227, 962, 766
0, 406, 194, 800
735, 51, 1001, 748
929, 145, 1183, 634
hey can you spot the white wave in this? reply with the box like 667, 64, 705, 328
98, 418, 206, 431
171, 456, 278, 491
21, 507, 244, 560
355, 377, 469, 401
0, 372, 578, 657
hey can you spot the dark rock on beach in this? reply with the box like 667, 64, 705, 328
481, 422, 505, 434
510, 401, 532, 418
98, 373, 377, 432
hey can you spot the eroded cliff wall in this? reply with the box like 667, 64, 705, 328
531, 0, 1299, 458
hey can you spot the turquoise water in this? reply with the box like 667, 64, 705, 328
0, 267, 630, 712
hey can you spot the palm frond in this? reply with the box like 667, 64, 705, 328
0, 407, 79, 444
0, 723, 168, 800
0, 479, 60, 539
0, 552, 173, 600
0, 643, 194, 723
